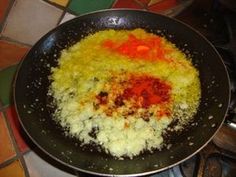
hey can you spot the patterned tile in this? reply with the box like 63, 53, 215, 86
112, 0, 144, 9
48, 0, 69, 7
59, 12, 76, 25
69, 0, 115, 15
0, 0, 10, 24
0, 40, 30, 69
0, 160, 25, 177
2, 0, 63, 45
24, 151, 77, 177
0, 65, 17, 106
5, 106, 30, 153
0, 112, 16, 163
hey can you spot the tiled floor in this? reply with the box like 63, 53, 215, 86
0, 0, 192, 176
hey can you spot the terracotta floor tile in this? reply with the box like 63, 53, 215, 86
0, 65, 18, 106
5, 106, 30, 153
0, 0, 10, 23
49, 0, 69, 7
0, 112, 16, 163
0, 160, 25, 177
0, 40, 30, 69
112, 0, 143, 9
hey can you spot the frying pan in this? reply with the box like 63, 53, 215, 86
14, 9, 230, 176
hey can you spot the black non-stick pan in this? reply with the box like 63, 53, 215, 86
14, 9, 230, 176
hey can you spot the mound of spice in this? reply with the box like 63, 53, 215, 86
122, 75, 171, 108
102, 34, 171, 62
96, 74, 172, 120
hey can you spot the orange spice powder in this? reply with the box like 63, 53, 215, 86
102, 34, 171, 62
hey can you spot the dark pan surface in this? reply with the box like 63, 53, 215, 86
14, 9, 230, 176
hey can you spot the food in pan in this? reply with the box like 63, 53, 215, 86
48, 29, 201, 159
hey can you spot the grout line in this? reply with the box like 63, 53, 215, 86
56, 11, 67, 26
2, 110, 30, 177
41, 0, 68, 11
111, 0, 118, 8
0, 62, 19, 73
66, 8, 79, 16
0, 60, 21, 71
134, 0, 148, 9
56, 0, 73, 26
110, 0, 118, 8
0, 156, 18, 169
22, 149, 31, 156
0, 104, 10, 112
66, 0, 72, 9
41, 0, 73, 26
0, 36, 32, 48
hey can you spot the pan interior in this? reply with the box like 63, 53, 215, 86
14, 10, 230, 176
